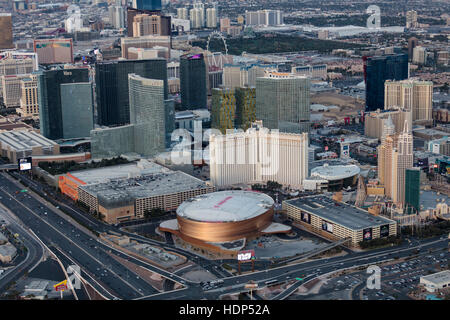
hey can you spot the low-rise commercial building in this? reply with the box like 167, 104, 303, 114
0, 242, 17, 263
294, 64, 327, 80
0, 232, 7, 245
0, 130, 60, 163
283, 195, 397, 246
78, 170, 215, 224
420, 270, 450, 293
310, 164, 360, 191
58, 160, 215, 224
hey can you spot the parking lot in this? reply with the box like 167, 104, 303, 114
360, 250, 449, 300
298, 248, 450, 300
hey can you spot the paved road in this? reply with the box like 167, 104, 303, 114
0, 205, 44, 293
0, 173, 164, 299
140, 236, 449, 300
271, 274, 317, 300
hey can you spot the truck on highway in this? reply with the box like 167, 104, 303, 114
209, 279, 224, 287
265, 279, 279, 286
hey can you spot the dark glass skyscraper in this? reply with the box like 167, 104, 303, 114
180, 53, 207, 110
95, 59, 168, 126
405, 168, 420, 214
37, 67, 90, 140
365, 53, 408, 112
132, 0, 161, 11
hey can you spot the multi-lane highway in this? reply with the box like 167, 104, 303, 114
0, 205, 44, 293
0, 172, 188, 299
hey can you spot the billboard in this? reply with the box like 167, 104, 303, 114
188, 53, 203, 60
341, 143, 350, 158
321, 220, 333, 233
380, 224, 389, 238
301, 212, 311, 224
417, 157, 428, 167
18, 157, 32, 171
363, 228, 372, 241
237, 249, 255, 261
53, 280, 68, 292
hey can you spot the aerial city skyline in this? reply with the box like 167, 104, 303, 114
0, 0, 449, 309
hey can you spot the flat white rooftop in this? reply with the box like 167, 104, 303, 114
69, 159, 169, 185
421, 270, 450, 285
177, 190, 274, 223
0, 242, 17, 257
311, 164, 360, 181
285, 195, 395, 231
0, 232, 7, 243
0, 130, 57, 152
80, 170, 210, 205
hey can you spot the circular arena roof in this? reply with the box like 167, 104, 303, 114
311, 164, 360, 181
177, 190, 274, 223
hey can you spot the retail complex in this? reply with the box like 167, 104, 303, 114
283, 195, 397, 246
59, 160, 215, 223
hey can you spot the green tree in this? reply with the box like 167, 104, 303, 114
266, 180, 282, 191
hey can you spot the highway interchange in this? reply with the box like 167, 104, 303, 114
0, 170, 449, 300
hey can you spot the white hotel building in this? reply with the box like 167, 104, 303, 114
209, 121, 308, 188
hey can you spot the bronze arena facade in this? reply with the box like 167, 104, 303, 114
159, 190, 291, 253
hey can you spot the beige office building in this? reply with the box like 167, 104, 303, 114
33, 39, 74, 65
223, 65, 246, 89
393, 121, 413, 206
127, 46, 168, 59
190, 8, 203, 29
0, 57, 35, 77
220, 18, 231, 33
364, 108, 412, 140
223, 64, 275, 89
412, 46, 427, 65
0, 13, 13, 50
132, 14, 164, 37
1, 74, 29, 108
209, 121, 308, 188
177, 8, 188, 20
385, 79, 433, 121
121, 35, 171, 59
18, 75, 39, 117
406, 10, 418, 28
377, 121, 413, 207
206, 8, 217, 28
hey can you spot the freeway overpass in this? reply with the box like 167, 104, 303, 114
275, 237, 352, 265
0, 164, 17, 171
